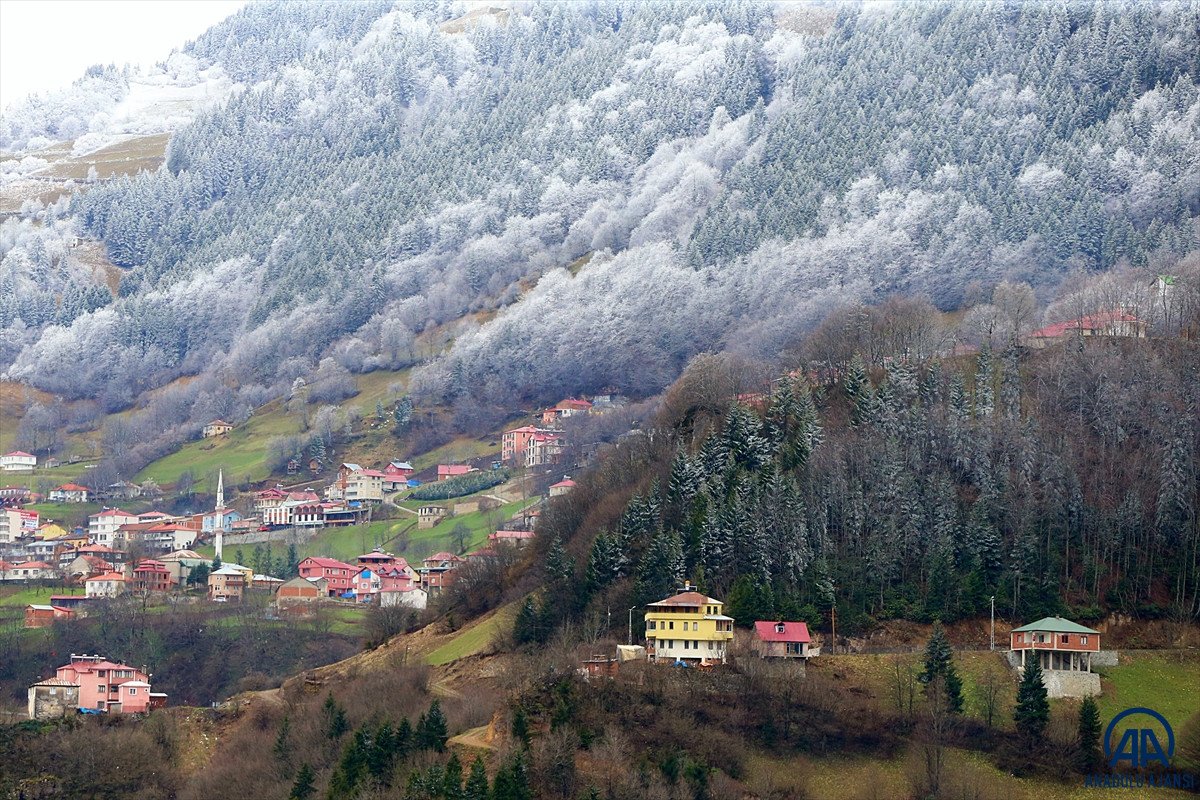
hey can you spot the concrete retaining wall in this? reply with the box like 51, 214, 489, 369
1092, 650, 1119, 667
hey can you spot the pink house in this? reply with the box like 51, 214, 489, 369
53, 654, 160, 713
501, 425, 555, 464
541, 398, 593, 426
298, 556, 358, 597
382, 461, 415, 491
489, 529, 536, 547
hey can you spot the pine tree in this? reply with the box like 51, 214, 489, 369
919, 622, 963, 713
464, 756, 489, 800
513, 597, 541, 646
845, 354, 875, 427
1077, 695, 1102, 772
273, 715, 293, 778
443, 752, 464, 800
1014, 655, 1050, 741
289, 763, 316, 800
323, 693, 348, 740
416, 699, 448, 752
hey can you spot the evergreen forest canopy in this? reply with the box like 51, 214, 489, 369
0, 0, 1196, 423
528, 336, 1199, 642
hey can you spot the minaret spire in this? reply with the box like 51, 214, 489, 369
215, 469, 225, 560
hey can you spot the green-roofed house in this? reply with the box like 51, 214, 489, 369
1010, 616, 1100, 674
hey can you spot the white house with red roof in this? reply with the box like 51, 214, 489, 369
48, 483, 90, 503
752, 621, 816, 659
541, 398, 593, 427
85, 571, 128, 599
549, 478, 576, 497
0, 451, 36, 472
88, 508, 139, 547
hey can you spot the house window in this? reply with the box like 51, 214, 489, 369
647, 621, 656, 630
692, 622, 698, 631
129, 688, 137, 695
692, 640, 698, 650
683, 641, 689, 650
1060, 634, 1069, 644
669, 621, 674, 630
1081, 636, 1088, 645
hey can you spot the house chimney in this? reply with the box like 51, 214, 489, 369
683, 580, 691, 592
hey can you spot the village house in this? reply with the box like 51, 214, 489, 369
525, 431, 564, 468
36, 522, 69, 542
1024, 310, 1149, 349
357, 549, 418, 581
202, 507, 242, 534
159, 550, 207, 584
208, 566, 248, 602
85, 571, 128, 599
27, 677, 79, 719
0, 451, 36, 472
1009, 616, 1103, 697
501, 425, 558, 464
298, 556, 358, 597
382, 461, 415, 491
4, 560, 58, 581
0, 507, 39, 544
131, 560, 175, 594
252, 574, 284, 591
66, 554, 114, 581
29, 654, 163, 716
67, 544, 125, 570
88, 508, 139, 547
104, 481, 142, 501
327, 463, 386, 504
48, 483, 90, 503
202, 420, 233, 438
437, 464, 475, 482
752, 621, 816, 659
276, 575, 327, 606
541, 398, 594, 427
254, 487, 288, 516
644, 585, 735, 666
138, 523, 198, 554
380, 585, 428, 610
417, 504, 448, 530
25, 604, 74, 628
417, 552, 464, 595
489, 529, 536, 547
549, 478, 576, 497
22, 537, 60, 563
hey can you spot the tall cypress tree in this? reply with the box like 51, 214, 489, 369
1014, 655, 1050, 741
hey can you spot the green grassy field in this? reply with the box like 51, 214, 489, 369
135, 403, 302, 492
26, 501, 103, 528
0, 586, 85, 608
425, 602, 517, 666
1089, 650, 1200, 756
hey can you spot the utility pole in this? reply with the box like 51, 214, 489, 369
628, 606, 637, 646
988, 594, 998, 652
830, 605, 836, 656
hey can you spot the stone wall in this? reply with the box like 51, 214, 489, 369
1042, 670, 1101, 698
1092, 650, 1119, 667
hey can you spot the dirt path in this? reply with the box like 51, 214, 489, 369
448, 724, 494, 750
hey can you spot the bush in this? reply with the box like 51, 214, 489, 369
409, 469, 508, 501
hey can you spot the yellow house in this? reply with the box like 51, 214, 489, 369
644, 584, 735, 665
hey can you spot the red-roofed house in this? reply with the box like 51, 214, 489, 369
1024, 310, 1149, 349
549, 478, 576, 497
85, 572, 128, 599
489, 529, 536, 547
752, 621, 815, 659
542, 398, 593, 426
382, 461, 415, 491
525, 432, 563, 468
298, 556, 358, 597
437, 464, 476, 482
37, 654, 162, 715
6, 561, 57, 581
418, 552, 464, 595
131, 560, 174, 593
48, 483, 90, 503
0, 451, 36, 472
502, 426, 556, 464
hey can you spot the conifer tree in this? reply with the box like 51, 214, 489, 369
273, 715, 293, 778
464, 756, 489, 800
1077, 695, 1101, 772
919, 622, 963, 714
1014, 655, 1050, 741
443, 752, 464, 800
417, 700, 448, 752
323, 693, 348, 740
289, 763, 316, 800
